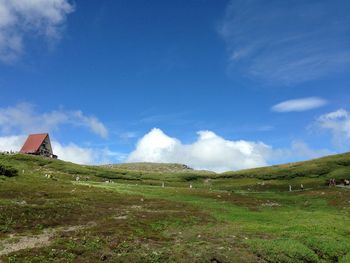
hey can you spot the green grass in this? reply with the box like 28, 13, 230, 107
248, 239, 319, 263
0, 153, 350, 262
220, 152, 350, 180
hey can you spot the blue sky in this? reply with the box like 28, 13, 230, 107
0, 0, 350, 171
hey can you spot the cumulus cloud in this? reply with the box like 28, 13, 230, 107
127, 128, 272, 172
0, 0, 74, 62
314, 109, 350, 146
127, 128, 333, 172
0, 103, 108, 138
272, 97, 327, 112
219, 0, 350, 85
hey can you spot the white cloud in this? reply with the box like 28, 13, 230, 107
272, 140, 332, 161
219, 0, 350, 85
0, 103, 108, 138
51, 143, 126, 165
315, 109, 350, 146
0, 0, 74, 62
51, 141, 96, 165
70, 111, 108, 139
272, 97, 327, 112
0, 134, 26, 152
127, 128, 333, 172
318, 109, 349, 121
127, 128, 272, 172
0, 129, 332, 171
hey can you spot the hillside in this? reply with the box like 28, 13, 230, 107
0, 154, 214, 184
220, 152, 350, 180
1, 153, 350, 262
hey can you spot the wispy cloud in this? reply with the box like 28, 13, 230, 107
219, 0, 350, 85
0, 103, 108, 138
272, 97, 327, 112
271, 140, 332, 161
0, 0, 74, 63
119, 131, 138, 141
71, 110, 108, 139
314, 109, 350, 147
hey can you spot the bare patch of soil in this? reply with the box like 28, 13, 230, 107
0, 224, 93, 256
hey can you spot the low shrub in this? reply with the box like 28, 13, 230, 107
181, 173, 202, 182
0, 163, 18, 177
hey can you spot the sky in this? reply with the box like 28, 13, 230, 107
1, 0, 350, 172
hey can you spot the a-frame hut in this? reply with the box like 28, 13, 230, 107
20, 133, 57, 159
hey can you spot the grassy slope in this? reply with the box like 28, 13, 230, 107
0, 154, 350, 262
220, 152, 350, 180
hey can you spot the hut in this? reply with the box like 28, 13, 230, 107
20, 133, 57, 159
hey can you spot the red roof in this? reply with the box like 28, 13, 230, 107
20, 133, 49, 154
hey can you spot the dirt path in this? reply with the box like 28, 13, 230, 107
0, 224, 91, 257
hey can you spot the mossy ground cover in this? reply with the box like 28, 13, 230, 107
0, 154, 350, 262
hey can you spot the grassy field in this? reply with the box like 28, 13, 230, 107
0, 154, 350, 262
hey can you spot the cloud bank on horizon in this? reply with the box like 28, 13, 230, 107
0, 0, 74, 62
126, 128, 329, 172
0, 102, 332, 172
219, 0, 350, 85
127, 128, 270, 172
